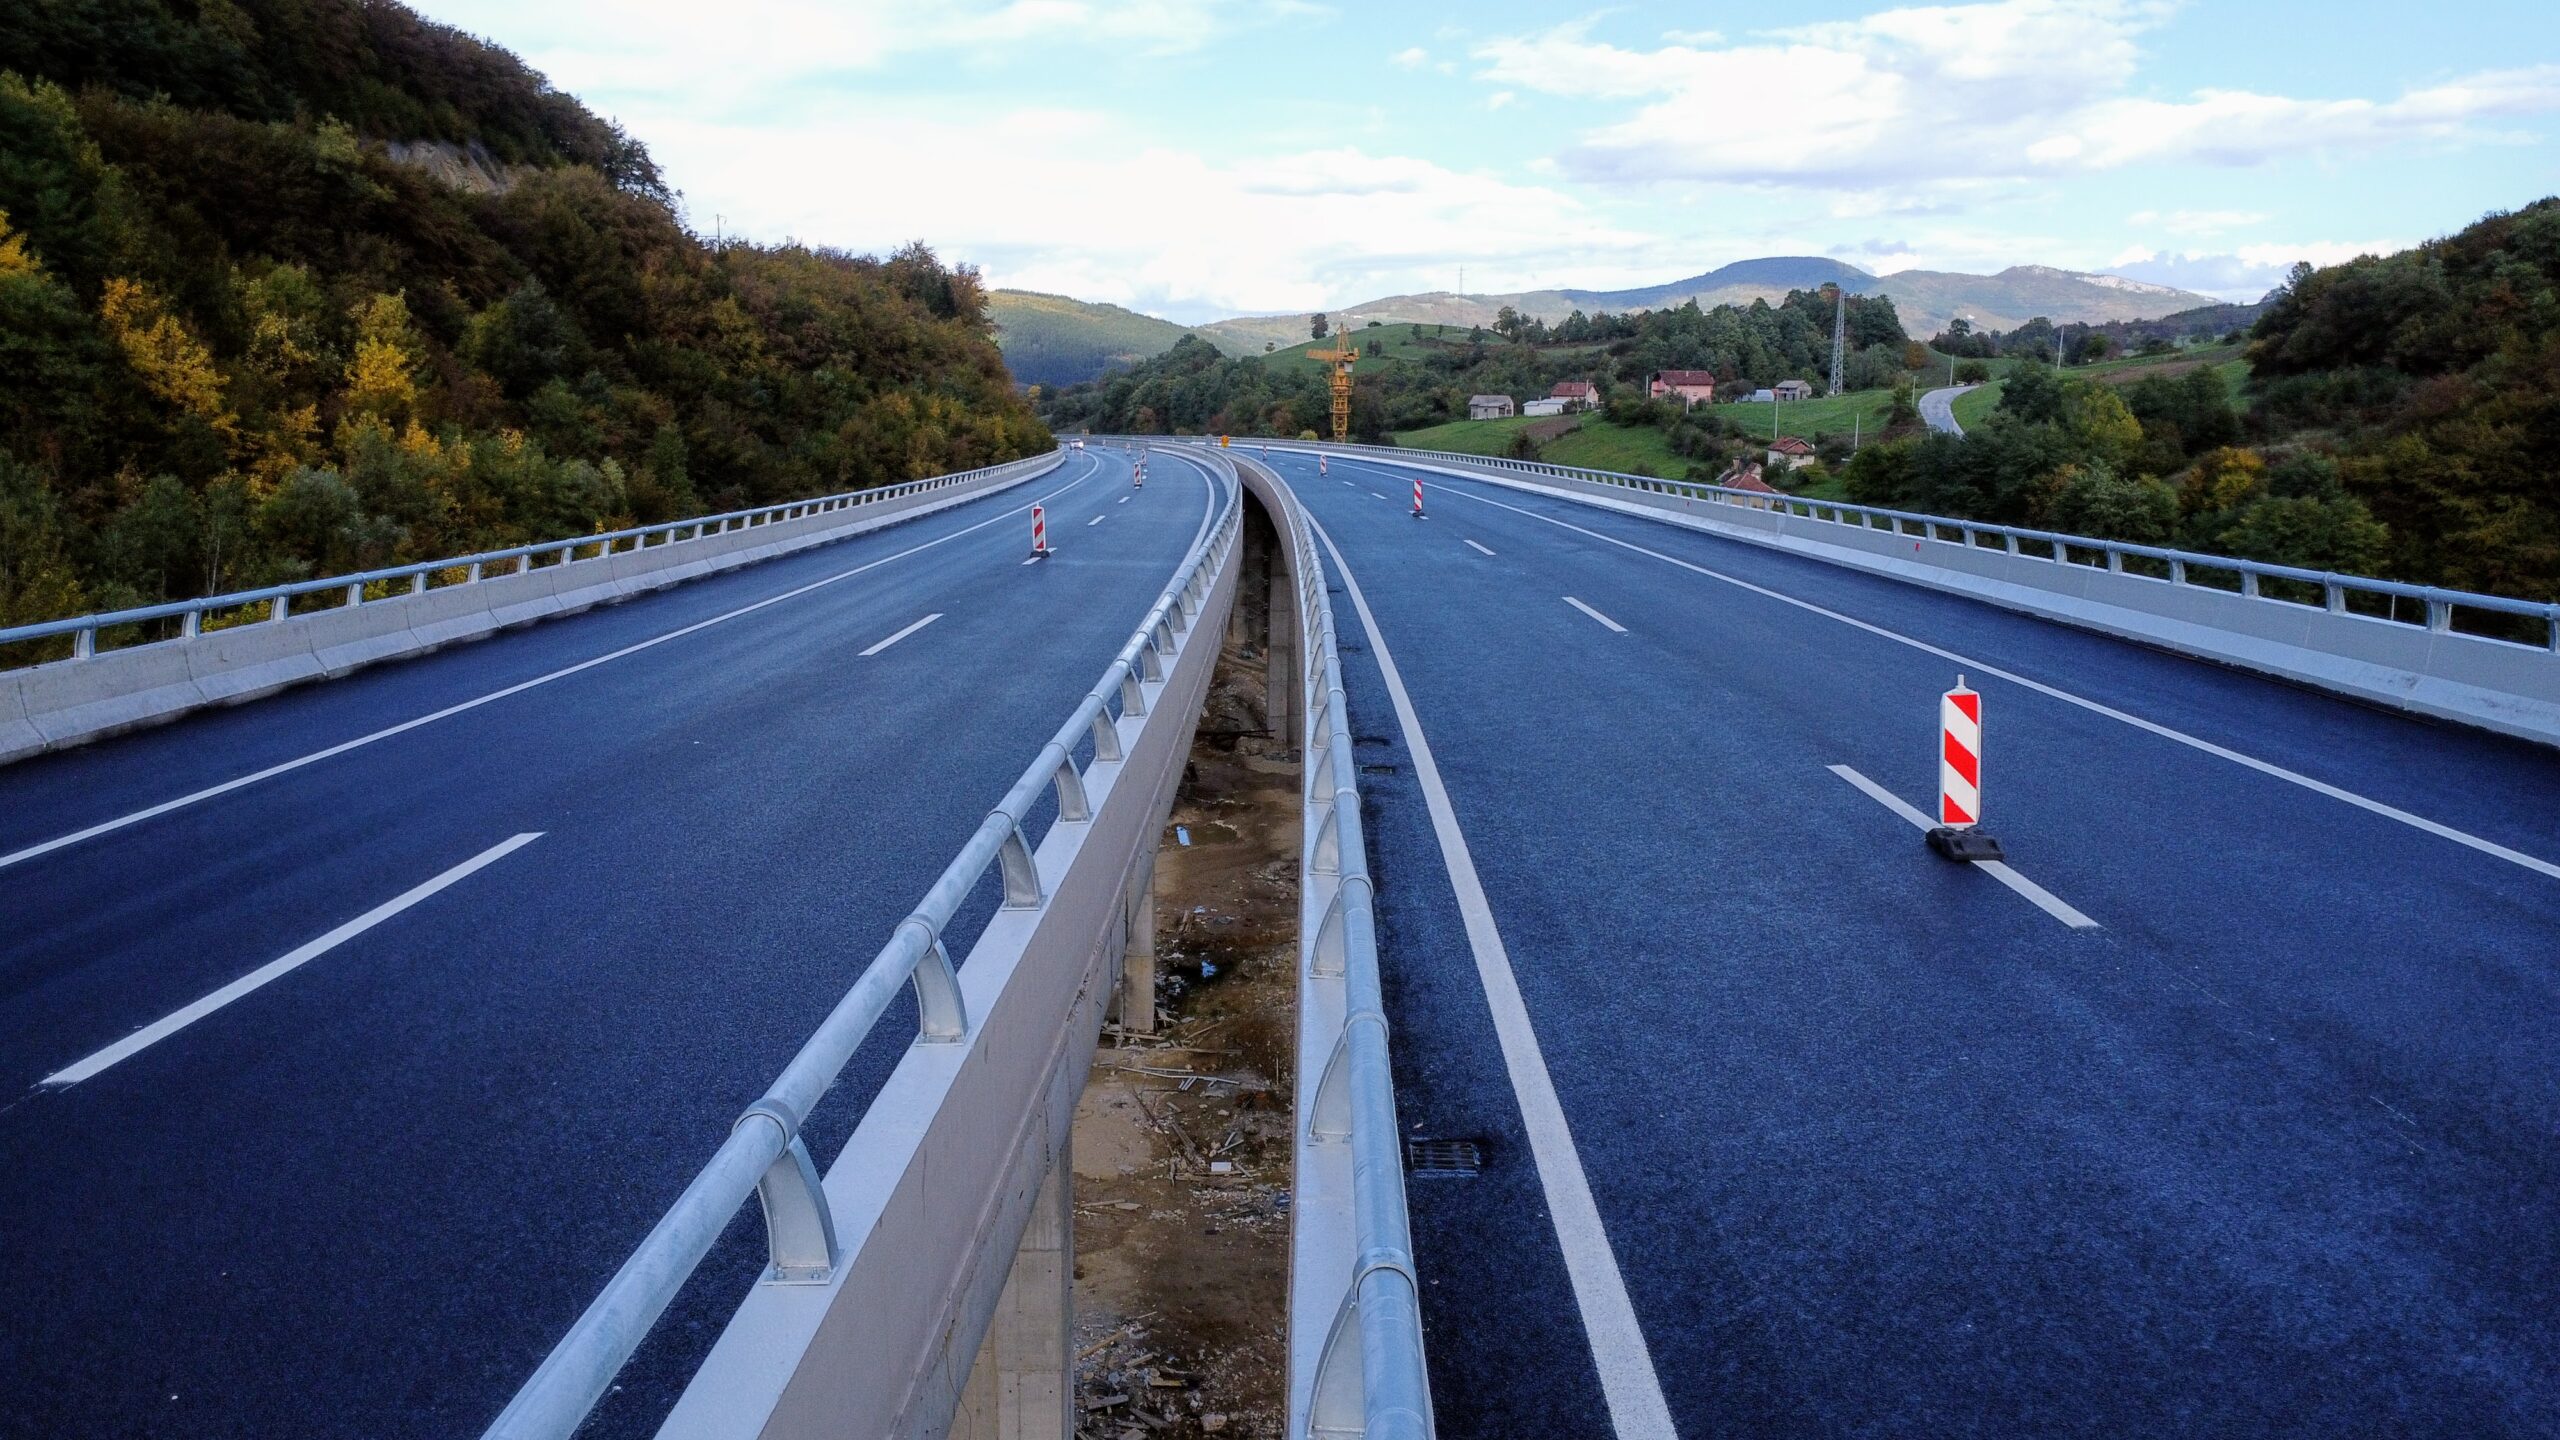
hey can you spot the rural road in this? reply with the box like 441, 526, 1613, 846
1920, 383, 1978, 435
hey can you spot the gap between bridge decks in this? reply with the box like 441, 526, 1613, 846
1395, 468, 2560, 886
1828, 765, 2099, 930
39, 833, 543, 1087
0, 459, 1118, 875
1301, 507, 1684, 1440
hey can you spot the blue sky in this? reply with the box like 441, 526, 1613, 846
413, 0, 2560, 323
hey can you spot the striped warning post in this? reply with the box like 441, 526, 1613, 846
1940, 676, 1981, 827
1030, 504, 1049, 557
1319, 455, 1329, 476
1412, 476, 1425, 517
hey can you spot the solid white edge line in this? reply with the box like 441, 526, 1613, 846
1464, 539, 1497, 557
1564, 597, 1628, 634
2, 464, 1104, 874
1827, 764, 2100, 929
857, 612, 943, 657
1304, 510, 1681, 1440
41, 832, 545, 1087
1426, 480, 2560, 884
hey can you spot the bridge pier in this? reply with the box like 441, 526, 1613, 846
954, 1137, 1074, 1440
1113, 850, 1158, 1035
1267, 539, 1296, 763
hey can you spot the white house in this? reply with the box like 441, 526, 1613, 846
1521, 397, 1568, 417
1468, 394, 1515, 420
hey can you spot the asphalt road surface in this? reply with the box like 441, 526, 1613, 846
0, 446, 1224, 1438
1271, 447, 2560, 1439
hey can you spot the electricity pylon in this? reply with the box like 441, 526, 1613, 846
1828, 285, 1847, 396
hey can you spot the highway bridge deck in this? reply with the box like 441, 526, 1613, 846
0, 447, 1220, 1437
1267, 449, 2560, 1438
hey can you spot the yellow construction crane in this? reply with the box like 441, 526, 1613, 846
1306, 319, 1357, 441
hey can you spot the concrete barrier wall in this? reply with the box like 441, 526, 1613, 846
0, 455, 1061, 766
656, 508, 1239, 1440
1295, 446, 2560, 749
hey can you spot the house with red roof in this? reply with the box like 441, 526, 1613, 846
1765, 435, 1816, 470
1647, 370, 1717, 408
1550, 380, 1600, 412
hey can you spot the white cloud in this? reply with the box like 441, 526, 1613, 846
2105, 239, 2410, 302
629, 106, 1655, 320
2127, 209, 2269, 236
1391, 45, 1430, 69
1488, 91, 1515, 110
415, 0, 1320, 112
1472, 2, 2560, 192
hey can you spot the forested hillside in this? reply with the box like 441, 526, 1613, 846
0, 0, 1047, 644
1844, 201, 2560, 604
988, 289, 1196, 387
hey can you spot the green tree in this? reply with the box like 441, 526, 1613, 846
1310, 313, 1328, 340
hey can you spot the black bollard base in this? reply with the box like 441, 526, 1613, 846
1926, 826, 2005, 864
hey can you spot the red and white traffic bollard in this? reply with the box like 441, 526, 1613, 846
1411, 476, 1425, 518
1030, 504, 1049, 558
1925, 675, 2004, 862
1134, 461, 1143, 489
1319, 455, 1329, 476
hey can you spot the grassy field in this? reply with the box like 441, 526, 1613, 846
1388, 413, 1545, 456
1714, 390, 1900, 444
1257, 321, 1472, 374
1543, 421, 1685, 476
1391, 415, 1691, 478
1951, 382, 2005, 428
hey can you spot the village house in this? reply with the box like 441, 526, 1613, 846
1772, 379, 1815, 401
1468, 393, 1515, 420
1717, 462, 1783, 509
1550, 380, 1600, 412
1766, 435, 1816, 470
1647, 370, 1717, 408
1521, 397, 1569, 417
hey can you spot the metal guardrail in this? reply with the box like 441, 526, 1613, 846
1199, 437, 2560, 652
483, 452, 1243, 1440
0, 453, 1060, 667
1272, 472, 1433, 1439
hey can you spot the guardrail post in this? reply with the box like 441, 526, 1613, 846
995, 817, 1044, 908
900, 919, 967, 1041
180, 610, 200, 640
734, 1108, 839, 1285
411, 572, 428, 595
2426, 597, 2453, 632
71, 626, 95, 659
1050, 753, 1092, 823
2168, 557, 2185, 584
2324, 580, 2347, 613
270, 595, 292, 625
2241, 571, 2261, 598
2106, 548, 2125, 574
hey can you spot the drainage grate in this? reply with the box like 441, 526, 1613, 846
1403, 1138, 1484, 1179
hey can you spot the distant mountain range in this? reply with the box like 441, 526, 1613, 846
995, 259, 2234, 385
1195, 258, 2225, 354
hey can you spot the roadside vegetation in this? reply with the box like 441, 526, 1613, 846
0, 0, 1047, 653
